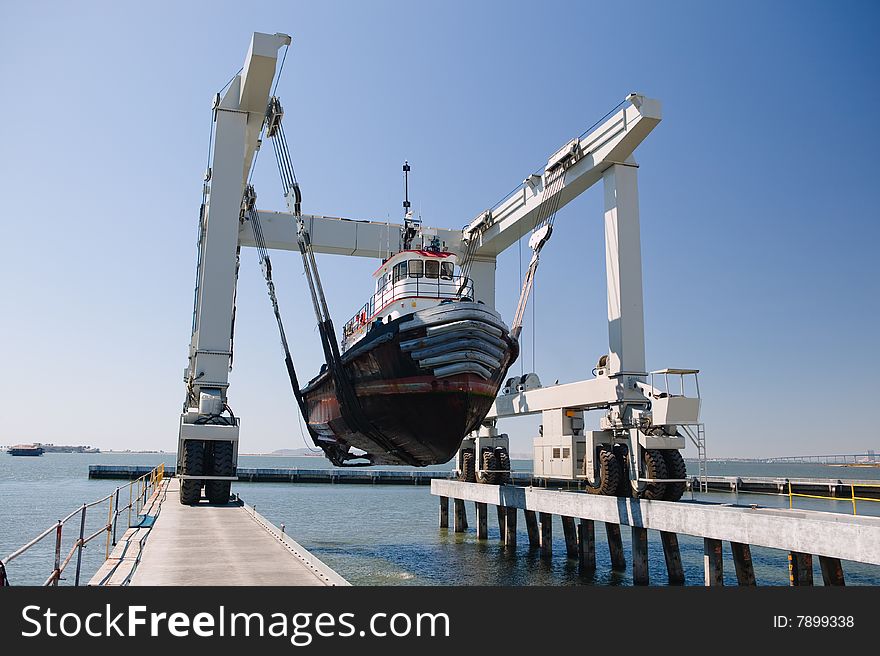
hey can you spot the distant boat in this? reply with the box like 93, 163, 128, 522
7, 444, 44, 456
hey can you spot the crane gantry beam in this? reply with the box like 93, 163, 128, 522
463, 95, 660, 257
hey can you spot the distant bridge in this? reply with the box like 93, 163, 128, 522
755, 452, 878, 465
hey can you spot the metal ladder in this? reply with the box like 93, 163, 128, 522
681, 424, 708, 492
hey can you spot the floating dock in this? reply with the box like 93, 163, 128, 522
432, 479, 880, 586
90, 478, 347, 586
88, 465, 880, 498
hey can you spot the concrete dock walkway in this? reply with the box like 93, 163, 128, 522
92, 479, 347, 586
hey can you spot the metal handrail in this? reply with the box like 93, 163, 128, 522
787, 479, 880, 516
1, 463, 165, 586
343, 274, 473, 337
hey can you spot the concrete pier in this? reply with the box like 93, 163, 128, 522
91, 479, 347, 586
432, 480, 880, 586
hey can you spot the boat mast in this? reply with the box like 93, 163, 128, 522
400, 160, 419, 251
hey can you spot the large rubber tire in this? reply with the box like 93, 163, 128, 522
179, 441, 205, 505
585, 448, 620, 496
206, 441, 234, 504
458, 449, 476, 482
640, 449, 668, 500
662, 449, 687, 501
495, 447, 512, 485
477, 449, 499, 484
613, 443, 632, 497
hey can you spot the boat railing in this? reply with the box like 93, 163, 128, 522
343, 275, 474, 337
0, 463, 165, 586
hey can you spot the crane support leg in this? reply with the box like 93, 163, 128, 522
178, 32, 290, 504
603, 159, 645, 378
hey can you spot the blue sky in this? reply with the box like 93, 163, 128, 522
1, 0, 877, 458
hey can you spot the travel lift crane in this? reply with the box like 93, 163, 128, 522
180, 31, 706, 504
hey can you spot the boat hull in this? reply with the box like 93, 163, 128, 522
302, 301, 517, 466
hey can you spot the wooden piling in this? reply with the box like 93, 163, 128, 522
524, 510, 540, 547
704, 538, 724, 586
453, 498, 467, 533
578, 519, 596, 574
660, 531, 684, 585
561, 516, 578, 559
504, 507, 517, 547
539, 512, 553, 558
605, 523, 626, 571
496, 506, 506, 541
632, 527, 649, 585
476, 503, 488, 539
439, 496, 449, 529
789, 552, 813, 586
819, 556, 845, 586
730, 542, 757, 586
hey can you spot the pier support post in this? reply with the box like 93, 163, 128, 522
496, 506, 506, 541
561, 516, 578, 559
524, 510, 540, 547
605, 523, 626, 571
789, 552, 814, 586
453, 499, 467, 533
704, 538, 724, 586
660, 531, 684, 585
632, 527, 649, 585
539, 512, 553, 559
439, 496, 449, 529
578, 519, 596, 574
476, 503, 488, 540
730, 542, 757, 586
504, 508, 517, 547
819, 556, 845, 586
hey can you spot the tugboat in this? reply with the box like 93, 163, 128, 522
300, 165, 518, 466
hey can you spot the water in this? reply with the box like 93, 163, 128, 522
2, 452, 879, 586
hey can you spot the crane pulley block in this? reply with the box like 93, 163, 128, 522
545, 138, 581, 173
265, 96, 284, 138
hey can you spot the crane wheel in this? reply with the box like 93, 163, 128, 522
639, 449, 668, 500
613, 444, 632, 497
477, 448, 499, 484
585, 448, 620, 496
495, 447, 512, 485
458, 449, 476, 482
205, 441, 234, 504
179, 441, 205, 505
662, 450, 687, 501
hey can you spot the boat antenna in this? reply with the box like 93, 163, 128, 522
400, 160, 419, 250
403, 160, 411, 216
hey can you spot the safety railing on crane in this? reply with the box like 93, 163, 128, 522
0, 464, 165, 586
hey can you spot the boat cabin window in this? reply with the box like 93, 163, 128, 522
425, 260, 439, 279
408, 259, 424, 278
393, 261, 407, 282
440, 262, 454, 280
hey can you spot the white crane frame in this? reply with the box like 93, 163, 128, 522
181, 32, 703, 495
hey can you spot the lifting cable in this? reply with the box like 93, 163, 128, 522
509, 164, 566, 340
256, 98, 419, 466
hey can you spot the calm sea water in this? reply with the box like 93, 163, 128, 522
2, 452, 879, 586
